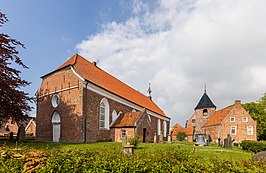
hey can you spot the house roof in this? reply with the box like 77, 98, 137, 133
195, 92, 216, 110
171, 123, 194, 136
111, 111, 143, 128
44, 54, 168, 118
203, 105, 234, 127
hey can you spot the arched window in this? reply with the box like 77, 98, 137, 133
203, 109, 208, 116
132, 109, 136, 112
51, 111, 61, 142
157, 119, 161, 135
112, 110, 118, 124
163, 121, 167, 137
99, 98, 110, 129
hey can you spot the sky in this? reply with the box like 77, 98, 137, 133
1, 0, 266, 127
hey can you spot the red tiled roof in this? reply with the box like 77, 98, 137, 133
50, 54, 168, 118
203, 105, 234, 127
111, 111, 143, 128
171, 123, 194, 136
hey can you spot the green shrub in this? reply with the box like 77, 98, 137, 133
242, 140, 266, 153
128, 135, 140, 148
176, 131, 187, 141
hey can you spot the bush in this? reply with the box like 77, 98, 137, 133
128, 135, 140, 148
242, 140, 266, 153
176, 131, 187, 141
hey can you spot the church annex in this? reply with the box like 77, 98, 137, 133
36, 54, 170, 142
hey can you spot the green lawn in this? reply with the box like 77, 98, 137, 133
0, 140, 254, 161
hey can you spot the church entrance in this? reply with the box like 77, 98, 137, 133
52, 112, 61, 142
143, 128, 147, 143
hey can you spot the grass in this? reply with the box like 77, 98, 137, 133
0, 140, 254, 161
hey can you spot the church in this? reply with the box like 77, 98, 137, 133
36, 54, 170, 143
185, 90, 257, 143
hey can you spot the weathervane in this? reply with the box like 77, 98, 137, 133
204, 84, 207, 93
147, 80, 152, 99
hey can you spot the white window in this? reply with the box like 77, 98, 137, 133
120, 130, 126, 139
230, 117, 235, 122
231, 126, 236, 135
132, 109, 136, 112
112, 110, 118, 124
157, 119, 161, 135
242, 117, 248, 122
247, 126, 253, 135
163, 121, 167, 137
99, 98, 110, 129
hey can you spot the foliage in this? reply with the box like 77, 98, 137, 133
242, 140, 266, 153
128, 134, 140, 148
0, 11, 32, 122
243, 94, 266, 140
0, 143, 265, 172
176, 131, 187, 141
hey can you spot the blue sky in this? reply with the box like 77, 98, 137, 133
1, 0, 266, 127
0, 0, 132, 111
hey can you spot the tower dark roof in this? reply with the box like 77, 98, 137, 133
195, 92, 216, 110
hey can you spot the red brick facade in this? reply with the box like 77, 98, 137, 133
36, 55, 170, 143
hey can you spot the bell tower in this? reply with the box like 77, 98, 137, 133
187, 86, 216, 134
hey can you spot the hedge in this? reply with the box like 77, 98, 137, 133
242, 140, 266, 153
0, 145, 265, 172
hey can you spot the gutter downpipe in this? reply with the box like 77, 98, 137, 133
84, 80, 89, 143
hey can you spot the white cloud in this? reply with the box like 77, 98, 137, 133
76, 0, 266, 127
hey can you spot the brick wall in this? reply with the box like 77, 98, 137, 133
114, 128, 135, 142
36, 68, 83, 142
187, 107, 216, 134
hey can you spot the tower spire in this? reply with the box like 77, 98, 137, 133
147, 81, 152, 100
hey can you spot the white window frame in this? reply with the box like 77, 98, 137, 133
99, 98, 110, 130
112, 110, 118, 124
230, 117, 235, 122
242, 117, 248, 122
157, 119, 161, 135
231, 126, 236, 135
163, 121, 167, 137
247, 126, 253, 135
120, 129, 126, 139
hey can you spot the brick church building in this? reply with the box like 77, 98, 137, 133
36, 54, 170, 143
185, 90, 257, 143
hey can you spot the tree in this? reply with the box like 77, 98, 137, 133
243, 93, 266, 141
0, 11, 32, 123
176, 131, 187, 141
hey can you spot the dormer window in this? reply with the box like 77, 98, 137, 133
203, 109, 208, 116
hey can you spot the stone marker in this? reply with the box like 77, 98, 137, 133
154, 133, 157, 143
159, 132, 163, 143
123, 143, 134, 155
224, 134, 232, 149
122, 136, 127, 146
252, 151, 266, 162
16, 126, 26, 142
167, 133, 172, 144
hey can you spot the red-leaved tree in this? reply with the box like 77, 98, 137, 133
0, 11, 32, 123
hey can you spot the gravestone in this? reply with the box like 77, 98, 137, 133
16, 126, 26, 142
122, 136, 127, 146
123, 143, 134, 155
224, 134, 232, 149
167, 134, 172, 144
159, 132, 163, 143
154, 133, 157, 143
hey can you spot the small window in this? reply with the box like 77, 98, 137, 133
242, 117, 248, 122
230, 117, 235, 122
203, 109, 208, 116
231, 126, 236, 135
247, 126, 253, 135
192, 119, 195, 123
120, 130, 126, 139
99, 98, 110, 129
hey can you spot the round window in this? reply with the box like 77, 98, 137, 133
51, 94, 60, 108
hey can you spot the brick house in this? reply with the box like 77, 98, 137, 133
171, 123, 193, 142
186, 90, 256, 143
36, 54, 170, 143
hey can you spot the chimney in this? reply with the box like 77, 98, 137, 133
92, 61, 97, 66
234, 100, 241, 105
